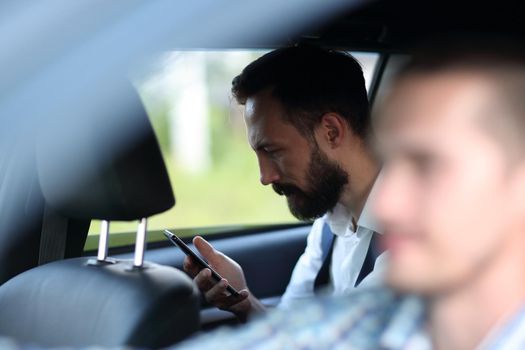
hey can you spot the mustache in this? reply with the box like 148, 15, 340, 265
272, 183, 302, 197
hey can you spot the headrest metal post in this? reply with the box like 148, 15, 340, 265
97, 220, 110, 261
133, 218, 148, 268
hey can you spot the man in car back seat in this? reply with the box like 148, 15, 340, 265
183, 45, 386, 322
176, 38, 525, 350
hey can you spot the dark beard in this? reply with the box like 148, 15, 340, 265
272, 146, 348, 221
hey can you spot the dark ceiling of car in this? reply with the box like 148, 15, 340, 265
296, 0, 525, 52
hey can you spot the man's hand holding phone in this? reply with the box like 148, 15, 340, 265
183, 236, 266, 322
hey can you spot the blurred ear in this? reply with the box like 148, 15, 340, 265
314, 113, 348, 149
509, 163, 525, 216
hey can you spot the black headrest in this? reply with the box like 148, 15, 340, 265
36, 79, 174, 221
0, 257, 200, 348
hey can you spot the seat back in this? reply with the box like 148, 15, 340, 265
0, 258, 198, 348
0, 79, 199, 348
0, 140, 90, 285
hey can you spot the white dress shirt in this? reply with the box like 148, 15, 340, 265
279, 178, 386, 308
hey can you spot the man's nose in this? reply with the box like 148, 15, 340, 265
373, 168, 414, 225
258, 157, 280, 186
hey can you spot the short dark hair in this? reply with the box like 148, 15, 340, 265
231, 45, 370, 140
398, 36, 525, 78
397, 36, 525, 159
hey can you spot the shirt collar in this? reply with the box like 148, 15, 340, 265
478, 303, 525, 349
325, 173, 383, 237
357, 172, 382, 234
378, 298, 525, 350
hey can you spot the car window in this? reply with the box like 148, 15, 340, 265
87, 50, 379, 243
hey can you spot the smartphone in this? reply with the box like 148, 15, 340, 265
164, 230, 240, 297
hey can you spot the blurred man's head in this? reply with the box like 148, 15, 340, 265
374, 40, 525, 295
232, 46, 370, 220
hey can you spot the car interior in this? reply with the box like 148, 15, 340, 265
0, 0, 524, 348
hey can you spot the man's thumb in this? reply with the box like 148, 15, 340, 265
193, 236, 217, 260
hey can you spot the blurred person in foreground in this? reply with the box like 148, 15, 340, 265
184, 46, 385, 322
176, 38, 525, 349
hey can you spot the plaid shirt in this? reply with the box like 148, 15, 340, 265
175, 287, 525, 350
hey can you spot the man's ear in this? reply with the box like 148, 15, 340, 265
510, 163, 525, 215
315, 113, 347, 149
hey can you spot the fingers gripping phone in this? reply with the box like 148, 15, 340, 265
164, 230, 240, 297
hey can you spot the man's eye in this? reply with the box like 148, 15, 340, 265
264, 148, 280, 155
414, 158, 436, 176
